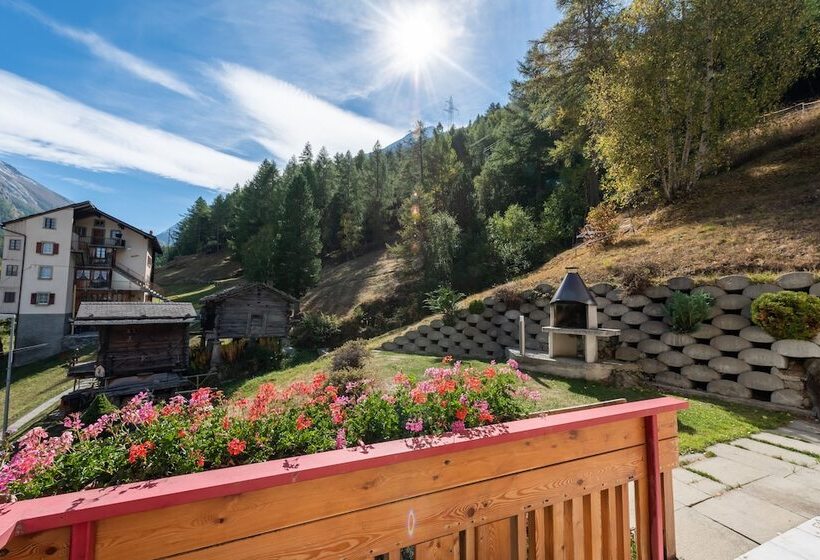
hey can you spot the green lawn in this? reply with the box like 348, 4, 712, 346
0, 354, 74, 426
227, 350, 792, 455
163, 278, 241, 308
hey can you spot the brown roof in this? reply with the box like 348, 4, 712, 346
74, 302, 196, 325
200, 282, 299, 304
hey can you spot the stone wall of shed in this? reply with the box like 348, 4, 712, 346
382, 271, 820, 410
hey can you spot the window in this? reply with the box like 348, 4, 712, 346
5, 265, 18, 277
8, 239, 20, 251
94, 247, 107, 259
38, 265, 53, 280
31, 292, 54, 306
3, 292, 15, 304
73, 226, 87, 237
75, 269, 90, 280
43, 217, 56, 229
36, 241, 59, 255
110, 230, 122, 239
94, 219, 105, 227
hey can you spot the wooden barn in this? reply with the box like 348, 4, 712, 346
72, 301, 197, 377
200, 282, 299, 341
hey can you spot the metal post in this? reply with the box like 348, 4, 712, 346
519, 315, 526, 355
2, 315, 15, 440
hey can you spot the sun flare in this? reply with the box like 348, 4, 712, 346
382, 3, 451, 77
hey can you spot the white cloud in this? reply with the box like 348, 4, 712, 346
58, 177, 115, 194
212, 62, 405, 160
9, 1, 199, 99
0, 70, 257, 191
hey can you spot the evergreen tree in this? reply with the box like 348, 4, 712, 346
271, 174, 321, 297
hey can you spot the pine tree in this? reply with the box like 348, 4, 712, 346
271, 174, 321, 297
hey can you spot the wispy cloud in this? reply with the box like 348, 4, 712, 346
58, 176, 115, 194
0, 70, 257, 190
7, 0, 200, 99
212, 63, 404, 160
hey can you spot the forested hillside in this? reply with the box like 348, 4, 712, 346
163, 0, 819, 311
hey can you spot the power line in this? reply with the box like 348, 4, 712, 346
443, 96, 459, 127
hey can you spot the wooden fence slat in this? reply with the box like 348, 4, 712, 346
634, 480, 651, 560
463, 528, 476, 560
93, 415, 679, 560
545, 504, 564, 560
584, 492, 602, 560
528, 508, 546, 560
512, 514, 527, 560
616, 484, 630, 560
567, 498, 584, 560
388, 548, 403, 560
661, 471, 676, 559
600, 488, 617, 559
477, 518, 512, 560
416, 533, 459, 560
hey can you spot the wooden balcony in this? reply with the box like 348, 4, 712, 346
0, 397, 687, 560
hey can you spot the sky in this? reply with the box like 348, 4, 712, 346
0, 0, 559, 233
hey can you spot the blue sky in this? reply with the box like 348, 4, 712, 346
0, 0, 558, 233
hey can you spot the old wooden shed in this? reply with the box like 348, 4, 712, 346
73, 301, 197, 377
200, 282, 299, 340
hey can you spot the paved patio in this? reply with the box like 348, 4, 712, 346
673, 419, 820, 560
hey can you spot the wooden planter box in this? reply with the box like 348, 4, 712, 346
0, 397, 687, 560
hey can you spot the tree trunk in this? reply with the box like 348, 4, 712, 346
691, 16, 715, 192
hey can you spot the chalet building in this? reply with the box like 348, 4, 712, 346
0, 201, 163, 363
200, 282, 299, 341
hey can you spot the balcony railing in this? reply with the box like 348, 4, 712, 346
71, 236, 126, 251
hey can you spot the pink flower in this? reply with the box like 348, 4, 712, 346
506, 358, 519, 370
335, 428, 347, 450
62, 412, 83, 430
450, 420, 466, 434
405, 418, 424, 433
227, 438, 246, 456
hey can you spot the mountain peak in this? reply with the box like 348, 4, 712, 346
0, 161, 72, 223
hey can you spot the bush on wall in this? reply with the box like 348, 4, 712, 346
664, 291, 713, 333
751, 291, 820, 340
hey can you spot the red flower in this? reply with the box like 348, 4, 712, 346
227, 438, 246, 456
455, 407, 468, 421
393, 373, 409, 385
296, 413, 313, 431
177, 429, 188, 438
128, 442, 152, 464
196, 456, 205, 468
479, 411, 494, 423
442, 355, 454, 364
483, 367, 496, 379
410, 389, 427, 404
465, 376, 481, 391
221, 416, 231, 430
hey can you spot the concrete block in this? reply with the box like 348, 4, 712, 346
590, 282, 614, 296
655, 371, 693, 388
682, 364, 721, 382
504, 309, 520, 321
529, 309, 546, 321
810, 283, 820, 297
667, 276, 695, 291
739, 326, 776, 344
605, 288, 624, 302
776, 271, 816, 290
418, 324, 432, 335
772, 339, 820, 359
430, 319, 444, 329
707, 379, 752, 399
716, 294, 751, 311
709, 356, 752, 375
640, 320, 669, 336
742, 283, 781, 299
738, 371, 784, 392
415, 337, 430, 348
658, 350, 694, 368
621, 311, 649, 325
621, 328, 650, 343
644, 285, 672, 300
427, 330, 442, 341
739, 348, 789, 369
716, 274, 751, 292
638, 338, 670, 355
692, 323, 723, 340
440, 325, 456, 336
382, 342, 399, 351
466, 314, 481, 324
615, 346, 643, 362
771, 389, 805, 408
661, 332, 696, 347
603, 303, 628, 317
602, 319, 627, 330
693, 285, 727, 298
642, 302, 666, 318
711, 314, 751, 332
623, 294, 651, 308
684, 343, 722, 361
710, 335, 753, 353
638, 357, 667, 375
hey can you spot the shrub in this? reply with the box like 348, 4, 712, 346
487, 204, 542, 278
291, 312, 342, 348
751, 291, 820, 340
664, 291, 713, 333
326, 369, 368, 400
494, 287, 523, 310
611, 262, 661, 295
467, 299, 486, 315
331, 340, 371, 372
580, 202, 619, 247
423, 286, 465, 326
2, 360, 539, 500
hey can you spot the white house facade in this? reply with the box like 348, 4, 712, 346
0, 202, 162, 363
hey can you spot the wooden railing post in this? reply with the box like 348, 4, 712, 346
70, 521, 95, 560
644, 414, 665, 560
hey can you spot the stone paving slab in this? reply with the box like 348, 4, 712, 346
750, 432, 820, 457
685, 456, 770, 487
775, 421, 820, 444
741, 476, 820, 519
732, 437, 819, 467
706, 443, 803, 476
673, 476, 713, 507
784, 467, 820, 492
673, 467, 730, 495
693, 491, 808, 544
736, 517, 820, 560
675, 507, 757, 560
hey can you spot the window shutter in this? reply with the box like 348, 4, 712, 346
48, 293, 55, 305
30, 293, 37, 305
53, 243, 59, 255
35, 242, 42, 254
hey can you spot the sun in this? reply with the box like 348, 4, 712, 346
381, 3, 452, 78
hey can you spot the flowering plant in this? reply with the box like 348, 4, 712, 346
0, 359, 538, 501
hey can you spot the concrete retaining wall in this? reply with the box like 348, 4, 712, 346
383, 272, 820, 410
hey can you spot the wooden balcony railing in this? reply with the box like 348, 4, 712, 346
0, 397, 687, 560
